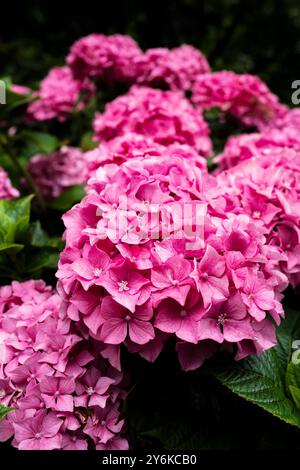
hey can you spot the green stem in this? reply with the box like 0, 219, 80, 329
1, 140, 46, 211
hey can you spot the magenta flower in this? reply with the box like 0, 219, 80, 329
74, 366, 115, 408
155, 294, 204, 343
40, 377, 75, 412
83, 405, 125, 444
100, 297, 154, 345
28, 146, 90, 198
190, 245, 229, 308
192, 71, 287, 129
135, 44, 210, 91
14, 410, 63, 450
241, 275, 275, 321
198, 292, 255, 343
100, 260, 151, 312
67, 33, 142, 82
27, 66, 94, 122
93, 85, 212, 155
151, 255, 193, 306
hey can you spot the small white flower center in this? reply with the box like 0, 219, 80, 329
252, 211, 261, 219
35, 433, 41, 440
94, 268, 103, 277
217, 313, 227, 326
86, 387, 95, 395
118, 280, 129, 292
0, 389, 5, 397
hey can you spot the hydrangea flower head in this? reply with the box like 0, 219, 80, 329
93, 86, 212, 155
217, 148, 300, 287
135, 45, 210, 91
27, 66, 95, 122
192, 71, 287, 129
57, 148, 287, 371
0, 280, 128, 450
27, 146, 90, 198
67, 33, 142, 82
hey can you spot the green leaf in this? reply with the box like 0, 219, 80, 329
28, 221, 63, 249
0, 242, 24, 253
289, 386, 300, 409
0, 403, 13, 421
80, 131, 98, 151
20, 131, 59, 154
212, 309, 300, 428
25, 250, 59, 273
49, 185, 86, 210
0, 195, 33, 242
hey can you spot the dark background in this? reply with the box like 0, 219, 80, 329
0, 0, 299, 103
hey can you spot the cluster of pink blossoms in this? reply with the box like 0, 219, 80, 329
192, 71, 287, 130
0, 167, 19, 199
134, 45, 210, 91
27, 66, 95, 122
27, 146, 91, 198
4, 32, 300, 451
93, 86, 212, 156
0, 280, 128, 450
56, 150, 288, 371
217, 149, 300, 287
216, 129, 300, 170
27, 135, 207, 199
66, 33, 143, 83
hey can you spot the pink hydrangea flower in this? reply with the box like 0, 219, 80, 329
93, 86, 212, 155
57, 149, 287, 371
217, 148, 300, 286
13, 410, 63, 450
216, 128, 300, 170
66, 33, 142, 82
27, 66, 95, 122
0, 280, 128, 450
27, 146, 90, 198
135, 45, 210, 91
192, 71, 287, 129
0, 166, 19, 199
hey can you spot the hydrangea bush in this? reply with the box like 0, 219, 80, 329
0, 32, 300, 451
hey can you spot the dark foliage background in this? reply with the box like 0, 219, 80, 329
0, 0, 299, 103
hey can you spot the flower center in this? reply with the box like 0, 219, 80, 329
35, 433, 41, 440
0, 389, 5, 397
252, 211, 261, 219
125, 315, 131, 321
118, 280, 129, 292
94, 268, 103, 277
217, 313, 227, 326
54, 391, 60, 397
180, 310, 187, 318
86, 387, 95, 395
200, 272, 209, 280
